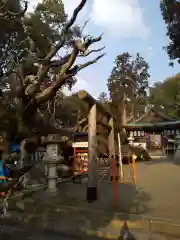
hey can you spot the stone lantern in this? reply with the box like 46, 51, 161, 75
43, 135, 61, 195
127, 136, 135, 146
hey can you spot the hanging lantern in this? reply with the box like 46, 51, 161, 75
141, 131, 144, 136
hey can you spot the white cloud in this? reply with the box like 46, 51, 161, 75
63, 76, 90, 95
27, 0, 149, 40
27, 0, 88, 20
62, 0, 89, 23
147, 46, 153, 52
141, 46, 154, 61
146, 46, 154, 58
91, 0, 150, 39
71, 76, 90, 92
27, 0, 39, 13
62, 76, 99, 99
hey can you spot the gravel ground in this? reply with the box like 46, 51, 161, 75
121, 157, 180, 220
1, 157, 180, 239
0, 222, 179, 240
92, 156, 180, 221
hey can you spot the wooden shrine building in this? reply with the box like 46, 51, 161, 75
123, 107, 180, 152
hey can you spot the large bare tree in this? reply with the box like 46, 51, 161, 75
0, 0, 105, 158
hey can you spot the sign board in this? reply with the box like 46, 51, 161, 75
72, 142, 88, 148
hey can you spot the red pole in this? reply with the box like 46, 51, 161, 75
73, 147, 76, 174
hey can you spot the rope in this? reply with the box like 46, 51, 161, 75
98, 167, 110, 183
0, 162, 110, 214
0, 173, 76, 216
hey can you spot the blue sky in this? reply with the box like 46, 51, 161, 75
63, 0, 180, 98
29, 0, 180, 98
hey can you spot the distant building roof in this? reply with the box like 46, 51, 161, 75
124, 106, 178, 130
124, 120, 180, 130
134, 106, 174, 123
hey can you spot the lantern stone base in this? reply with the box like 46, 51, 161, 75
86, 186, 97, 202
110, 176, 120, 181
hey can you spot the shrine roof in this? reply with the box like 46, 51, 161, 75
133, 106, 174, 123
124, 120, 180, 130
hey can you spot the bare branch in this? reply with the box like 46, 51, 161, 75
34, 1, 103, 93
35, 0, 87, 84
45, 0, 87, 62
79, 46, 106, 57
23, 48, 46, 63
49, 54, 71, 68
59, 46, 79, 75
79, 34, 104, 55
80, 17, 91, 35
127, 115, 133, 123
0, 0, 8, 10
26, 8, 104, 105
34, 53, 105, 104
35, 74, 72, 103
70, 53, 106, 74
58, 34, 103, 76
78, 118, 87, 126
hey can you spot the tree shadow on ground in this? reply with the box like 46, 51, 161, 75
12, 182, 152, 239
29, 165, 47, 184
0, 226, 141, 240
144, 156, 180, 166
144, 157, 173, 165
172, 157, 180, 166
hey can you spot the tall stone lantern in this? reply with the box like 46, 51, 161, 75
127, 136, 135, 146
43, 135, 61, 195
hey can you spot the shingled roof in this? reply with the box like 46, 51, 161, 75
123, 107, 179, 130
134, 106, 174, 123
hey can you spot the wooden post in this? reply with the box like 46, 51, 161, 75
118, 133, 123, 183
132, 153, 137, 184
109, 118, 117, 180
87, 104, 97, 202
128, 136, 137, 184
108, 118, 118, 208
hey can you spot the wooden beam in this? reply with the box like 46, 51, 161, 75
97, 121, 111, 132
78, 90, 114, 120
97, 135, 108, 146
78, 119, 111, 133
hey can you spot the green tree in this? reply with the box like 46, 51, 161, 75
160, 0, 180, 64
149, 73, 180, 118
107, 52, 150, 127
97, 92, 108, 103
